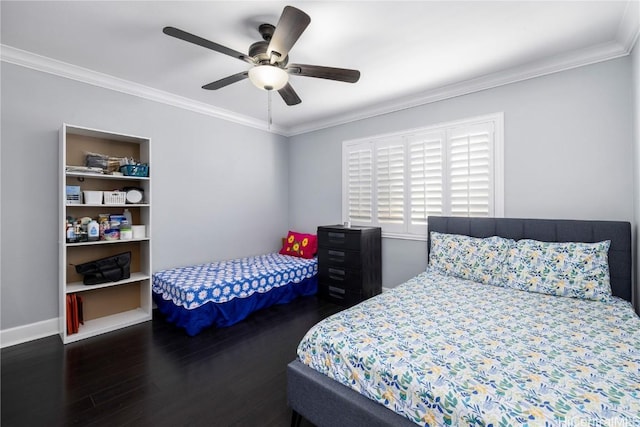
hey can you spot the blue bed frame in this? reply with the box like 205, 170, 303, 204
153, 274, 317, 336
287, 216, 633, 427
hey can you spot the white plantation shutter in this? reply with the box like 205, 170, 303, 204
342, 114, 502, 238
448, 123, 493, 217
346, 144, 373, 223
408, 131, 444, 234
376, 141, 405, 231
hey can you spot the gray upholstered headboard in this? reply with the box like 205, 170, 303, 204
427, 216, 632, 302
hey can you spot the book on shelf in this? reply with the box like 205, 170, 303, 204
66, 294, 84, 335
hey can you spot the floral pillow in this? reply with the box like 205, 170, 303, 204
280, 231, 317, 259
502, 239, 612, 302
428, 232, 514, 286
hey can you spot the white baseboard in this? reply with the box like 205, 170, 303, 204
0, 318, 59, 348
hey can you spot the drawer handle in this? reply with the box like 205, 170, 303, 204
328, 232, 345, 239
328, 286, 345, 295
328, 250, 345, 263
329, 293, 345, 299
328, 268, 345, 281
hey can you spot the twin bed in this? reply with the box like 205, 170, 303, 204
287, 216, 639, 426
152, 252, 317, 336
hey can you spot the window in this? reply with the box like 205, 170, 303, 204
342, 113, 504, 239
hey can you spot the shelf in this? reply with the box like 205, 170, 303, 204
61, 123, 152, 344
63, 308, 151, 344
66, 272, 150, 294
66, 203, 150, 208
66, 170, 149, 181
66, 237, 150, 247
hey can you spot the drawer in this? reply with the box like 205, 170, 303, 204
317, 247, 361, 268
319, 283, 363, 306
318, 265, 362, 290
318, 229, 361, 250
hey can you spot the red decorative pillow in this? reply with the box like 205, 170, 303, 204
280, 231, 317, 259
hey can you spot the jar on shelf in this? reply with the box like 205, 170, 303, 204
66, 222, 76, 243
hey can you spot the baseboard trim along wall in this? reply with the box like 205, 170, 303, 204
0, 318, 59, 348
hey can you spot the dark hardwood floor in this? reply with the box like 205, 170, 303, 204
1, 296, 343, 427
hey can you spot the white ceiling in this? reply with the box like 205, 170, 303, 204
1, 1, 638, 135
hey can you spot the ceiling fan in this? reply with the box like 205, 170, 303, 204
163, 5, 360, 106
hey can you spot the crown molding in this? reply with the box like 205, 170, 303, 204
617, 0, 640, 53
286, 39, 630, 136
0, 44, 288, 136
2, 21, 637, 139
288, 1, 639, 136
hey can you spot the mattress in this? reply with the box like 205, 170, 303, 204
297, 271, 640, 426
153, 253, 318, 335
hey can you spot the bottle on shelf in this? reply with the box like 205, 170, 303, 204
74, 221, 87, 242
123, 209, 132, 226
87, 220, 99, 241
66, 222, 76, 243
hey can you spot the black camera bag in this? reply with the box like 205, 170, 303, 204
75, 251, 131, 285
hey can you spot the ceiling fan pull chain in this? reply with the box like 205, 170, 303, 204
268, 90, 273, 130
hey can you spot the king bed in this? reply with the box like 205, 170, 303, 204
287, 216, 639, 426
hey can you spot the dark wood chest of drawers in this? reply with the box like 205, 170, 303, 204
317, 225, 382, 306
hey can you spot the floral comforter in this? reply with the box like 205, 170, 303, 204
153, 253, 317, 309
297, 271, 640, 426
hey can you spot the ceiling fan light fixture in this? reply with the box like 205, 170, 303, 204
165, 6, 359, 106
248, 65, 288, 91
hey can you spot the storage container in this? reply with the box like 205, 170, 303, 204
83, 191, 102, 205
132, 225, 146, 239
120, 164, 149, 177
103, 229, 120, 241
103, 191, 126, 205
120, 228, 133, 240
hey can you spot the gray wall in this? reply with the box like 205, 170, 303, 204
288, 58, 635, 291
632, 41, 640, 311
1, 63, 289, 330
1, 53, 636, 332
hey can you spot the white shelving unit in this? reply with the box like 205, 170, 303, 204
59, 124, 152, 344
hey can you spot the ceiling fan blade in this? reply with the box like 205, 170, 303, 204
278, 83, 302, 106
163, 26, 254, 64
287, 64, 360, 83
202, 71, 249, 90
267, 6, 310, 63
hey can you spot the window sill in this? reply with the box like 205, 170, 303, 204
381, 232, 428, 242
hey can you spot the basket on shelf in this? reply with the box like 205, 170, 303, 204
103, 191, 127, 205
120, 164, 149, 177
